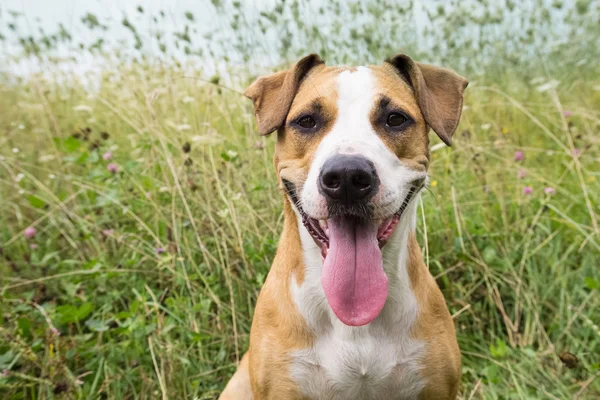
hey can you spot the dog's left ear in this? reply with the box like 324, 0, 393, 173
385, 54, 468, 146
244, 54, 325, 135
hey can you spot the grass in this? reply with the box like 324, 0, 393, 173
0, 60, 599, 399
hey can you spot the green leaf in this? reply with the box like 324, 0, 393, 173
484, 363, 499, 383
57, 302, 94, 324
490, 338, 507, 358
191, 332, 211, 342
85, 319, 109, 332
17, 317, 32, 338
63, 137, 82, 153
482, 247, 497, 263
28, 195, 46, 209
584, 277, 599, 290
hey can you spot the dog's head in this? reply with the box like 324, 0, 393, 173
245, 54, 468, 326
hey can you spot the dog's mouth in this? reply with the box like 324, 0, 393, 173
283, 180, 422, 327
301, 185, 420, 257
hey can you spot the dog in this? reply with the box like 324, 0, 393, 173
219, 54, 468, 400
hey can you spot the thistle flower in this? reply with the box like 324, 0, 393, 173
563, 110, 572, 117
156, 247, 166, 255
523, 186, 533, 195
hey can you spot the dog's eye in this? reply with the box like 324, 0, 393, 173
296, 115, 317, 129
386, 113, 408, 127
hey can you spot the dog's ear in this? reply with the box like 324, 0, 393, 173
244, 54, 324, 135
385, 54, 468, 146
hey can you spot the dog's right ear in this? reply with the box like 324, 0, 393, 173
244, 54, 324, 135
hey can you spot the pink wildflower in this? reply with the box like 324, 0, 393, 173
523, 186, 533, 195
24, 226, 36, 239
514, 151, 524, 161
103, 151, 113, 160
517, 169, 527, 179
107, 163, 119, 173
562, 110, 572, 117
544, 187, 556, 195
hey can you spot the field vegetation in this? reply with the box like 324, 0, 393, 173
1, 0, 599, 398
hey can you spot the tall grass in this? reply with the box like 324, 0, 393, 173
1, 0, 600, 399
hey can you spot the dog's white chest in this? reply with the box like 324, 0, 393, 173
290, 324, 426, 400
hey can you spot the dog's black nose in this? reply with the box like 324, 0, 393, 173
319, 155, 379, 205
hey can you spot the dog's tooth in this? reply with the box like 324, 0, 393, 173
319, 220, 328, 230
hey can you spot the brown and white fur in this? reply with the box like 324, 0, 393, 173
219, 54, 468, 400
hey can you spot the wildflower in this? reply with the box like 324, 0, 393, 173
227, 150, 238, 158
24, 226, 36, 239
572, 148, 580, 157
12, 148, 19, 153
156, 247, 166, 255
39, 154, 56, 162
15, 173, 24, 182
544, 187, 556, 195
176, 124, 192, 131
523, 186, 533, 195
563, 110, 573, 117
514, 151, 524, 161
73, 104, 93, 112
102, 229, 114, 236
107, 163, 119, 173
430, 180, 438, 187
536, 80, 560, 92
103, 151, 113, 160
517, 169, 527, 179
49, 174, 56, 180
50, 327, 61, 336
30, 243, 38, 249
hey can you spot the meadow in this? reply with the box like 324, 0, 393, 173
1, 0, 600, 399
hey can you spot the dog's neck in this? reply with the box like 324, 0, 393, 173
281, 196, 424, 332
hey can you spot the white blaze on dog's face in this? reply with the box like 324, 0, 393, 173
245, 54, 467, 327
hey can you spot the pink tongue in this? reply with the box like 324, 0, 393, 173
321, 216, 388, 326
